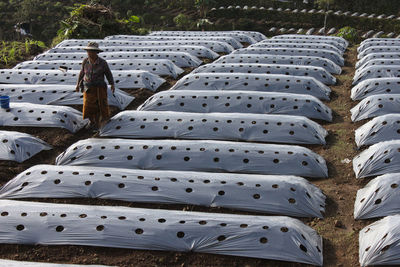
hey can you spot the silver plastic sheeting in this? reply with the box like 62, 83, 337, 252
359, 215, 400, 266
148, 32, 257, 44
14, 59, 184, 79
232, 31, 267, 41
353, 140, 400, 178
358, 46, 400, 59
46, 45, 219, 60
354, 173, 400, 219
138, 90, 332, 121
148, 30, 267, 42
54, 39, 234, 53
34, 52, 201, 68
250, 42, 343, 55
356, 59, 400, 73
360, 38, 400, 45
232, 48, 344, 67
355, 114, 400, 147
192, 63, 336, 85
351, 78, 400, 100
0, 84, 134, 110
0, 131, 51, 162
213, 54, 342, 75
100, 111, 328, 145
0, 103, 88, 133
356, 53, 400, 69
170, 73, 331, 100
353, 66, 400, 85
0, 200, 323, 265
0, 259, 110, 267
258, 39, 346, 52
55, 139, 328, 178
351, 94, 400, 121
104, 35, 243, 49
0, 164, 325, 217
272, 34, 348, 48
358, 40, 400, 53
0, 69, 165, 91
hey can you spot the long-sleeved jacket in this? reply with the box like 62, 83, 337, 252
77, 56, 114, 92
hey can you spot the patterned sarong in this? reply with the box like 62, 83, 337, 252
83, 86, 109, 127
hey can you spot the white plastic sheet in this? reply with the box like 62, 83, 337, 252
358, 40, 400, 53
355, 114, 400, 147
100, 111, 327, 145
358, 46, 400, 59
258, 39, 346, 52
34, 52, 201, 68
359, 215, 400, 266
14, 59, 184, 79
353, 66, 400, 85
47, 45, 219, 60
354, 173, 400, 219
54, 39, 234, 53
250, 42, 343, 55
232, 48, 344, 67
213, 54, 342, 74
327, 28, 337, 35
351, 94, 400, 121
148, 32, 257, 44
0, 84, 134, 110
0, 69, 165, 91
0, 131, 51, 162
356, 59, 400, 74
372, 31, 383, 38
305, 28, 315, 35
351, 78, 400, 100
362, 30, 374, 39
0, 164, 325, 217
104, 35, 243, 49
0, 102, 87, 133
360, 38, 400, 45
148, 31, 267, 42
353, 140, 400, 178
272, 34, 348, 48
192, 63, 336, 85
0, 200, 323, 265
232, 31, 267, 41
170, 73, 331, 100
138, 90, 332, 121
356, 53, 400, 69
55, 139, 328, 178
0, 259, 110, 267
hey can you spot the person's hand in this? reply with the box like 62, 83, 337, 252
75, 85, 80, 93
111, 84, 115, 93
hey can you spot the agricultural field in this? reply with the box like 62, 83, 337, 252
1, 1, 400, 267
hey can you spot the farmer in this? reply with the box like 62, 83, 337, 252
76, 41, 115, 131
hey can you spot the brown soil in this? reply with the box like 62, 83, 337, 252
0, 47, 366, 267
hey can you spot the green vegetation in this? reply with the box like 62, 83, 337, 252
0, 40, 46, 68
336, 26, 359, 44
54, 4, 149, 46
0, 0, 399, 68
173, 14, 192, 30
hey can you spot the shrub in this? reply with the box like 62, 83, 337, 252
336, 26, 358, 43
173, 13, 192, 29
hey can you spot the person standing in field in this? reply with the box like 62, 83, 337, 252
76, 41, 115, 132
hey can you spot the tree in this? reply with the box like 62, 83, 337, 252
195, 0, 215, 18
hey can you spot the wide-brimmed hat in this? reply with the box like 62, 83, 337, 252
83, 42, 103, 52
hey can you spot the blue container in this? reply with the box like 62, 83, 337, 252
0, 95, 10, 109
